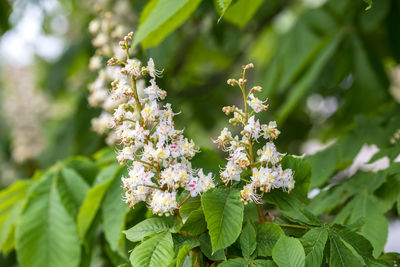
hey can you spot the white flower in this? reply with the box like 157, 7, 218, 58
185, 169, 215, 197
262, 121, 280, 139
152, 146, 170, 163
197, 169, 215, 192
250, 166, 277, 192
91, 112, 114, 134
247, 93, 268, 113
244, 116, 261, 139
89, 56, 102, 71
240, 184, 262, 204
149, 191, 178, 215
147, 58, 162, 78
113, 104, 126, 123
144, 79, 166, 100
141, 100, 159, 123
274, 167, 295, 192
213, 127, 232, 148
116, 145, 136, 164
133, 121, 149, 143
179, 138, 197, 159
230, 147, 250, 168
258, 142, 283, 165
123, 59, 141, 77
221, 160, 242, 182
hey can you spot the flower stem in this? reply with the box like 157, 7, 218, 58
257, 204, 264, 224
131, 77, 143, 123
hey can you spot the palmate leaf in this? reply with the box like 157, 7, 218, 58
124, 217, 170, 242
272, 236, 305, 267
240, 222, 256, 259
129, 231, 174, 267
331, 225, 388, 267
102, 168, 129, 255
333, 190, 388, 258
300, 228, 328, 267
199, 232, 226, 261
134, 0, 202, 49
218, 257, 248, 267
201, 188, 244, 253
77, 164, 120, 241
180, 209, 207, 235
256, 222, 284, 257
0, 180, 31, 254
15, 170, 81, 267
329, 232, 364, 267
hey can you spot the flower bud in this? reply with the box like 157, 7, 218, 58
246, 63, 254, 69
251, 86, 262, 92
107, 57, 118, 66
227, 79, 237, 86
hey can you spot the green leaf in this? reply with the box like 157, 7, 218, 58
256, 222, 284, 257
0, 201, 23, 255
201, 188, 244, 252
124, 217, 169, 242
379, 253, 400, 266
15, 171, 81, 267
134, 0, 202, 49
363, 0, 372, 10
0, 180, 31, 225
215, 0, 232, 21
199, 233, 226, 261
305, 144, 337, 189
0, 180, 31, 254
77, 165, 119, 241
329, 233, 364, 267
300, 228, 328, 267
64, 156, 98, 185
276, 31, 343, 122
60, 167, 89, 204
240, 222, 256, 259
129, 231, 174, 267
272, 236, 305, 267
102, 168, 129, 255
252, 259, 278, 267
331, 225, 387, 266
179, 196, 201, 222
181, 209, 207, 235
223, 0, 264, 27
175, 239, 200, 267
337, 191, 388, 257
219, 257, 248, 267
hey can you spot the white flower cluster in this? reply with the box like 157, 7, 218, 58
109, 33, 215, 215
215, 63, 295, 204
1, 68, 50, 163
87, 0, 134, 145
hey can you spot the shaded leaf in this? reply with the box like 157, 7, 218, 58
300, 228, 328, 267
272, 236, 305, 267
202, 188, 244, 252
15, 171, 81, 267
256, 222, 284, 257
129, 231, 174, 267
124, 217, 169, 242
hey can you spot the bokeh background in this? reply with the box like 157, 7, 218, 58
1, 0, 400, 261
